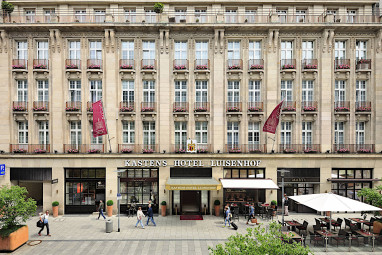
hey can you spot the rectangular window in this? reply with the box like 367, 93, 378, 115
17, 80, 28, 102
195, 81, 208, 103
281, 41, 293, 60
227, 81, 240, 103
248, 80, 261, 102
302, 80, 314, 102
69, 41, 81, 60
174, 81, 187, 103
335, 80, 346, 102
94, 9, 106, 23
142, 41, 155, 60
174, 41, 187, 60
38, 121, 49, 145
225, 9, 237, 23
37, 41, 49, 60
228, 41, 240, 60
335, 41, 346, 59
70, 121, 81, 145
248, 122, 260, 145
356, 122, 365, 145
195, 121, 208, 144
145, 9, 157, 23
121, 41, 134, 60
122, 121, 135, 144
122, 80, 134, 102
175, 9, 186, 23
302, 122, 312, 145
75, 9, 86, 22
143, 81, 155, 102
18, 121, 28, 144
281, 80, 293, 102
347, 10, 357, 23
334, 122, 344, 145
195, 8, 207, 23
69, 80, 81, 102
91, 126, 102, 144
16, 41, 28, 60
249, 41, 261, 60
356, 80, 366, 103
124, 9, 136, 23
356, 41, 367, 60
281, 122, 292, 145
37, 80, 49, 102
175, 122, 187, 146
245, 9, 256, 23
227, 122, 239, 145
302, 41, 314, 59
89, 41, 102, 60
25, 9, 35, 23
143, 121, 155, 145
277, 9, 287, 23
90, 80, 102, 102
296, 10, 306, 23
195, 41, 208, 60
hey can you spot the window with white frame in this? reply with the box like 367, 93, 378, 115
347, 10, 357, 23
296, 10, 306, 23
122, 80, 134, 102
69, 80, 81, 102
25, 9, 35, 23
225, 9, 237, 23
281, 41, 293, 60
90, 80, 102, 102
69, 41, 81, 60
75, 10, 86, 22
16, 41, 28, 60
195, 121, 208, 144
122, 121, 135, 144
143, 121, 155, 145
227, 122, 239, 145
335, 80, 346, 103
175, 81, 187, 103
121, 41, 134, 60
227, 81, 240, 103
356, 80, 366, 103
44, 9, 55, 22
334, 122, 344, 145
175, 122, 187, 146
280, 122, 292, 145
356, 41, 367, 60
175, 41, 187, 60
248, 122, 260, 145
195, 41, 208, 60
302, 41, 314, 59
124, 9, 136, 23
302, 122, 312, 145
249, 41, 261, 60
142, 41, 155, 60
281, 80, 293, 102
249, 80, 261, 102
18, 121, 28, 144
38, 121, 49, 145
145, 9, 156, 23
335, 41, 346, 59
94, 9, 106, 23
17, 80, 28, 102
37, 80, 49, 102
91, 127, 103, 144
302, 80, 314, 102
228, 41, 240, 60
143, 80, 155, 102
195, 8, 207, 23
175, 8, 186, 23
356, 122, 365, 145
37, 41, 49, 60
245, 9, 256, 23
195, 81, 208, 103
277, 9, 287, 23
89, 41, 102, 60
70, 121, 81, 145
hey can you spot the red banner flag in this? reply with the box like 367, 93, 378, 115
92, 100, 108, 137
263, 100, 284, 134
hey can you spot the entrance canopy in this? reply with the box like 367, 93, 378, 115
220, 179, 279, 190
165, 178, 222, 190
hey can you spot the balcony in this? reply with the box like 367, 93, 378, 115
281, 101, 296, 112
227, 59, 243, 70
33, 59, 48, 70
248, 59, 264, 71
247, 102, 263, 112
280, 59, 296, 70
12, 101, 28, 112
334, 101, 350, 112
119, 59, 135, 70
30, 144, 50, 153
279, 144, 299, 153
118, 144, 136, 153
65, 59, 81, 70
301, 101, 318, 112
194, 102, 210, 113
87, 59, 102, 70
356, 59, 371, 70
332, 144, 374, 153
354, 144, 375, 153
64, 144, 105, 154
245, 144, 266, 153
141, 59, 156, 71
10, 144, 29, 153
173, 144, 187, 153
12, 59, 27, 70
355, 101, 371, 112
33, 101, 49, 112
138, 144, 158, 154
173, 102, 189, 113
119, 101, 135, 113
302, 59, 318, 70
195, 59, 209, 71
334, 59, 350, 70
141, 102, 156, 113
66, 101, 81, 112
301, 144, 321, 153
173, 59, 188, 71
225, 144, 243, 153
226, 102, 242, 113
87, 102, 93, 112
196, 144, 211, 153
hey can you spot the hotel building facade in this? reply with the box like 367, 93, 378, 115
0, 0, 382, 215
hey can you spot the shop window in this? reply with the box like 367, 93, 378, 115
240, 169, 247, 178
331, 168, 373, 200
257, 169, 265, 178
232, 169, 239, 178
224, 169, 231, 178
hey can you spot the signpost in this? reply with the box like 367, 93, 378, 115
0, 164, 5, 176
117, 193, 122, 200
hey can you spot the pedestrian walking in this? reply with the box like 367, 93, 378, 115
146, 204, 156, 226
283, 194, 289, 216
38, 210, 51, 236
246, 203, 255, 224
135, 207, 145, 229
223, 206, 231, 228
97, 200, 106, 220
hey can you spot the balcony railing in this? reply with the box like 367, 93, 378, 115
173, 144, 187, 153
355, 101, 371, 112
33, 101, 49, 111
120, 101, 135, 112
194, 102, 210, 112
280, 59, 296, 70
302, 59, 318, 70
226, 102, 242, 112
87, 102, 93, 112
64, 144, 105, 153
332, 144, 374, 153
227, 59, 243, 70
30, 144, 50, 153
66, 101, 81, 112
65, 59, 81, 69
334, 101, 350, 112
118, 144, 136, 153
141, 102, 156, 112
356, 59, 371, 70
173, 59, 188, 71
119, 59, 134, 70
10, 144, 28, 153
279, 144, 299, 153
301, 144, 321, 153
354, 144, 375, 153
301, 101, 318, 112
139, 144, 158, 153
141, 59, 156, 70
87, 59, 102, 69
12, 101, 28, 112
225, 144, 243, 153
33, 59, 48, 70
248, 59, 264, 70
12, 59, 27, 69
196, 144, 211, 153
247, 102, 263, 112
245, 144, 266, 153
195, 59, 209, 70
173, 102, 189, 113
281, 101, 296, 112
335, 59, 350, 70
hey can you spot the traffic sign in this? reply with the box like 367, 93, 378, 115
0, 164, 5, 176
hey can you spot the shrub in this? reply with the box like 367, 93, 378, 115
271, 200, 277, 206
214, 200, 221, 206
154, 2, 164, 13
357, 186, 382, 216
107, 200, 114, 206
52, 201, 59, 207
161, 201, 167, 206
2, 1, 14, 14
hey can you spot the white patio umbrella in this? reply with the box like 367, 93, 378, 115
289, 192, 382, 231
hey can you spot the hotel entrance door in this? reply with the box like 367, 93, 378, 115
180, 191, 201, 214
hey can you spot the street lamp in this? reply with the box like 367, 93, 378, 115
115, 169, 126, 232
277, 169, 290, 226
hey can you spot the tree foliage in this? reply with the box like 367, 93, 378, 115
357, 185, 382, 216
209, 222, 312, 255
0, 185, 36, 230
1, 1, 14, 14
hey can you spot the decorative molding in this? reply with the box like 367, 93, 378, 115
0, 30, 8, 53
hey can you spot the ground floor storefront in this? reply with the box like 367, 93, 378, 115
0, 154, 381, 215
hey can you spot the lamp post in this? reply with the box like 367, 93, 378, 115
115, 170, 125, 232
278, 169, 290, 226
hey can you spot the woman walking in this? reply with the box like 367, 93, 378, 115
38, 210, 51, 236
135, 207, 145, 229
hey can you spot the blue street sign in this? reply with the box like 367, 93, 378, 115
0, 164, 5, 176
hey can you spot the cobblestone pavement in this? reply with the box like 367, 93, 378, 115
12, 212, 382, 255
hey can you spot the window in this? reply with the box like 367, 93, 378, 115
302, 80, 314, 102
331, 169, 372, 200
249, 80, 261, 103
91, 127, 102, 144
334, 122, 344, 145
296, 10, 306, 23
249, 41, 261, 60
121, 41, 134, 60
335, 80, 346, 103
69, 41, 81, 60
69, 80, 81, 102
18, 121, 28, 144
224, 168, 265, 179
281, 80, 293, 102
122, 80, 134, 102
70, 121, 81, 145
175, 122, 187, 147
174, 81, 187, 103
335, 41, 346, 59
143, 81, 155, 102
37, 41, 49, 60
37, 80, 49, 102
302, 122, 312, 146
302, 41, 314, 60
228, 41, 240, 60
143, 121, 155, 145
94, 9, 106, 23
195, 8, 207, 23
248, 122, 260, 145
195, 41, 208, 60
356, 41, 367, 60
142, 41, 155, 60
38, 121, 49, 145
277, 9, 287, 23
356, 122, 365, 145
25, 9, 35, 23
356, 80, 366, 103
145, 9, 156, 23
122, 121, 135, 144
44, 9, 55, 22
17, 80, 28, 102
227, 81, 240, 103
281, 122, 292, 145
195, 122, 208, 144
227, 122, 239, 145
125, 9, 136, 23
89, 41, 102, 60
225, 9, 237, 23
281, 41, 293, 60
347, 10, 357, 23
174, 41, 187, 60
175, 9, 186, 23
90, 80, 102, 102
16, 41, 28, 60
245, 9, 256, 23
75, 10, 86, 22
195, 81, 208, 103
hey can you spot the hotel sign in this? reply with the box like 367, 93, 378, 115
124, 159, 261, 167
187, 139, 197, 153
165, 185, 221, 191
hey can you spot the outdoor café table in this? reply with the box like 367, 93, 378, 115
319, 217, 338, 224
350, 218, 370, 229
354, 229, 374, 244
315, 230, 337, 244
285, 220, 302, 232
282, 231, 302, 240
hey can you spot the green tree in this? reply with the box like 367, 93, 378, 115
357, 185, 382, 216
1, 1, 14, 14
209, 222, 312, 255
0, 185, 37, 230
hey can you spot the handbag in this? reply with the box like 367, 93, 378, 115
37, 220, 43, 228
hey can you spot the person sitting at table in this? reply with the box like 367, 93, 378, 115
246, 203, 255, 225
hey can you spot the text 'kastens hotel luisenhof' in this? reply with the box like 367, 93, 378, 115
0, 0, 382, 215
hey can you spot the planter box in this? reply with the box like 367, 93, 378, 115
214, 205, 220, 217
161, 205, 166, 217
107, 205, 113, 217
52, 206, 58, 217
0, 225, 28, 252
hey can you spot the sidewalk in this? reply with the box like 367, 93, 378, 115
13, 212, 382, 255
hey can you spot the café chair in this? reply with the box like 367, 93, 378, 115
331, 218, 343, 231
315, 218, 327, 230
233, 207, 240, 221
349, 225, 362, 246
309, 231, 324, 246
364, 217, 375, 232
345, 218, 357, 230
333, 229, 347, 247
296, 220, 308, 235
313, 224, 321, 233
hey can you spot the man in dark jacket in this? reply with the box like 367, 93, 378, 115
146, 204, 156, 226
97, 200, 106, 220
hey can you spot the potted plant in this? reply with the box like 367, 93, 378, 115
154, 3, 164, 14
52, 201, 59, 217
106, 200, 113, 217
0, 186, 36, 251
2, 1, 14, 21
270, 200, 277, 209
214, 200, 221, 217
161, 201, 167, 216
